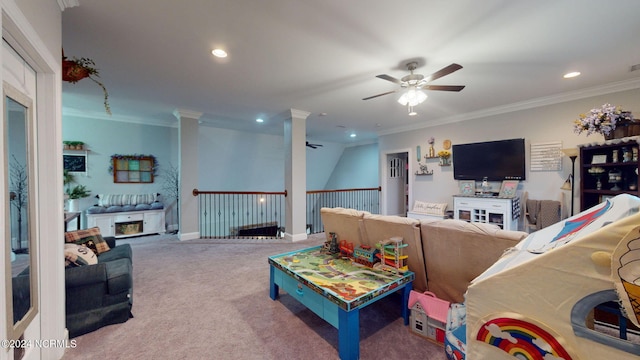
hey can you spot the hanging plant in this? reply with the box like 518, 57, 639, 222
62, 54, 111, 115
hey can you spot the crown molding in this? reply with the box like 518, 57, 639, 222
57, 0, 79, 11
378, 77, 640, 137
173, 108, 203, 121
63, 107, 178, 127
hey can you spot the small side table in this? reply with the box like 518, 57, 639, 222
64, 212, 81, 232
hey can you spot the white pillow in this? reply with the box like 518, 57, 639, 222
412, 201, 447, 215
64, 243, 98, 267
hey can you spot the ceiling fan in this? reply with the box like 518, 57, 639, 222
363, 62, 465, 103
306, 141, 323, 149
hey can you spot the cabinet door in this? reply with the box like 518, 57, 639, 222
144, 211, 165, 233
93, 216, 115, 237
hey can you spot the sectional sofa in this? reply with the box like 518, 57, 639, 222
320, 207, 528, 303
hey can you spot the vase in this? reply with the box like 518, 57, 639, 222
429, 145, 435, 157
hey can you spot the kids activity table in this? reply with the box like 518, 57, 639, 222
268, 245, 414, 360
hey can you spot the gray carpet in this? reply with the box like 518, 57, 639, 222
62, 233, 447, 359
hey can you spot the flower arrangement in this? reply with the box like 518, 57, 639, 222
573, 103, 634, 136
437, 150, 451, 158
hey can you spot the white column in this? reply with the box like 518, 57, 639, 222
283, 108, 310, 241
174, 109, 202, 241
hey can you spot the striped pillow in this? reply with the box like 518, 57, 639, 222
98, 193, 158, 207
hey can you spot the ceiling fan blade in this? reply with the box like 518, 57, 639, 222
362, 90, 397, 100
425, 63, 463, 82
376, 74, 403, 85
422, 85, 465, 92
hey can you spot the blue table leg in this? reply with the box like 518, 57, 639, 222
401, 282, 413, 325
338, 308, 359, 360
269, 266, 279, 300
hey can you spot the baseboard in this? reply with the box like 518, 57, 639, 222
284, 232, 308, 242
179, 231, 200, 241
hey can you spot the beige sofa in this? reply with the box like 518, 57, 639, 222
320, 207, 527, 302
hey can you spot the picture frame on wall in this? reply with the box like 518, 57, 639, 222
459, 180, 476, 196
498, 180, 519, 198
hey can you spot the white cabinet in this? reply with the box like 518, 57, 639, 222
87, 209, 166, 238
453, 196, 520, 231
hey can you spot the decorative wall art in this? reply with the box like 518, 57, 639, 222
498, 180, 519, 198
530, 141, 562, 172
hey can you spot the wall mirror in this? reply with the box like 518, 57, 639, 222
4, 81, 38, 342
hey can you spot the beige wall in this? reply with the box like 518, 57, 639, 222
379, 86, 640, 223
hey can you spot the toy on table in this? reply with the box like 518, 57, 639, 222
323, 231, 340, 255
338, 240, 381, 268
376, 237, 409, 273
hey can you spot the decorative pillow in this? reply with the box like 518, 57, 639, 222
412, 201, 448, 215
135, 203, 152, 211
64, 244, 97, 267
64, 227, 111, 255
150, 202, 164, 210
98, 193, 158, 207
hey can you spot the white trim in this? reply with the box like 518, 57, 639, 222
57, 0, 79, 11
378, 77, 640, 137
179, 231, 200, 241
284, 232, 308, 242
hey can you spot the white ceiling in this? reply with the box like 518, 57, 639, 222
61, 0, 640, 144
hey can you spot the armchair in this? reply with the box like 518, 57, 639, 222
64, 235, 134, 338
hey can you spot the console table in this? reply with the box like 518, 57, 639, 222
453, 195, 520, 231
268, 246, 414, 360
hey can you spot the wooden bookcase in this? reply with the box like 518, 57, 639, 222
579, 138, 640, 211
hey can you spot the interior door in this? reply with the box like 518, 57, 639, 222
386, 153, 407, 216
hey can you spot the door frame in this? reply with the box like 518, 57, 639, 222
380, 147, 413, 216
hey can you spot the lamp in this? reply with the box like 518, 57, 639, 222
560, 148, 579, 216
397, 87, 427, 107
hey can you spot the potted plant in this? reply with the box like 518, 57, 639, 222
64, 170, 91, 212
62, 54, 111, 115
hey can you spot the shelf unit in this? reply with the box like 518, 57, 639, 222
453, 196, 520, 231
579, 138, 640, 211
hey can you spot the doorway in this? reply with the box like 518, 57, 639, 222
384, 151, 409, 216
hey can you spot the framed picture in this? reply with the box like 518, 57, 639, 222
63, 154, 87, 174
459, 180, 476, 196
591, 154, 607, 164
499, 180, 519, 198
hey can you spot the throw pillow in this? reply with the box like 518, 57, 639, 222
64, 244, 97, 267
65, 227, 111, 255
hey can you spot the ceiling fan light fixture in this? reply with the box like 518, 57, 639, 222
397, 88, 427, 107
211, 48, 228, 58
408, 106, 417, 116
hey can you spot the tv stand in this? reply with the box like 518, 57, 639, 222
453, 196, 520, 231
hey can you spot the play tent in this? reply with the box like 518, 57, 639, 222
462, 194, 640, 359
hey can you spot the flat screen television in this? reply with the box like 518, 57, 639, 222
453, 138, 526, 181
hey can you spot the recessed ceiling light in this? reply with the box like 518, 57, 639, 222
350, 133, 356, 138
212, 48, 228, 58
563, 71, 581, 79
256, 118, 264, 123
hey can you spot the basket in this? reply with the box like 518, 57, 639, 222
604, 123, 640, 140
